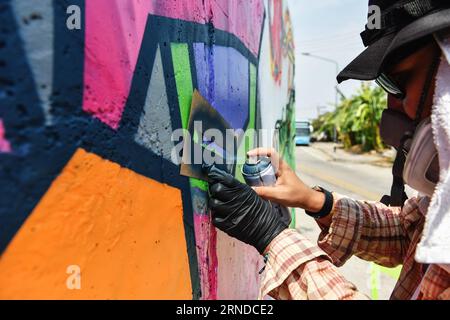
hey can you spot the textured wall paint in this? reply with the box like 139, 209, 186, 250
0, 0, 295, 299
268, 0, 283, 84
193, 201, 218, 300
216, 231, 264, 300
0, 120, 11, 153
11, 0, 54, 125
171, 43, 194, 130
134, 45, 174, 163
0, 148, 192, 299
83, 0, 264, 129
194, 43, 250, 130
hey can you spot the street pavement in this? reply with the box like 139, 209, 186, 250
293, 144, 407, 300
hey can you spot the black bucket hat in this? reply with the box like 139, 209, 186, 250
337, 0, 450, 83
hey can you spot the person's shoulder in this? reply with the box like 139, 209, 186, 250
403, 195, 430, 216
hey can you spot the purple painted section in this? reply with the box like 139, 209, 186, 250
194, 43, 249, 130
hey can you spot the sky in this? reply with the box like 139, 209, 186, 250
287, 0, 370, 120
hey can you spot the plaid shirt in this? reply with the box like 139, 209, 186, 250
260, 195, 450, 300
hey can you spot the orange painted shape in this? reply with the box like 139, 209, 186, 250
0, 148, 192, 299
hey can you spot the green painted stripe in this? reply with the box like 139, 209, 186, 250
370, 263, 380, 300
239, 63, 258, 156
289, 208, 296, 229
193, 128, 200, 145
380, 265, 402, 279
248, 63, 257, 131
234, 164, 245, 183
190, 178, 208, 192
171, 43, 193, 129
171, 44, 201, 299
369, 263, 401, 300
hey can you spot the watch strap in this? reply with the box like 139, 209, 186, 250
305, 186, 334, 219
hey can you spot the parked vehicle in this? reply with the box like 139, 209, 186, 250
295, 121, 311, 146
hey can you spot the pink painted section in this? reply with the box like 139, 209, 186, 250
216, 230, 263, 299
151, 0, 264, 55
0, 119, 11, 153
194, 214, 218, 300
83, 0, 152, 129
193, 194, 262, 300
83, 0, 264, 129
207, 0, 264, 56
153, 0, 263, 55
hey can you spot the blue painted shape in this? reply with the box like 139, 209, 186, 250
12, 0, 54, 125
193, 43, 249, 130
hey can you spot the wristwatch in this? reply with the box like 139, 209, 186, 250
304, 186, 334, 219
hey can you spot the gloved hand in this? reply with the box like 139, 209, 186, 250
204, 165, 289, 254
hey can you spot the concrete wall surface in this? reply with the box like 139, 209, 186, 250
0, 0, 295, 299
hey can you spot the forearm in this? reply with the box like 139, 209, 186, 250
303, 188, 327, 213
269, 258, 369, 300
260, 229, 369, 300
316, 195, 422, 267
297, 188, 334, 227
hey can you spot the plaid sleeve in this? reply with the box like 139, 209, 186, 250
260, 229, 369, 300
419, 265, 450, 300
317, 195, 424, 268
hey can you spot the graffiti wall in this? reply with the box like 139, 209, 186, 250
0, 0, 295, 299
260, 0, 296, 168
259, 0, 297, 226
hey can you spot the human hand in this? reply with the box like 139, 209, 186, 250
246, 148, 325, 212
204, 164, 289, 254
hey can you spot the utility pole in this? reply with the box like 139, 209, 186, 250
302, 53, 340, 149
316, 105, 327, 118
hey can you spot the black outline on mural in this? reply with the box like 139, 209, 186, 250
0, 2, 266, 300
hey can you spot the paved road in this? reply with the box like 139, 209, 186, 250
293, 145, 403, 300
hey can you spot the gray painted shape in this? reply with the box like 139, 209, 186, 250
135, 46, 174, 163
12, 0, 54, 125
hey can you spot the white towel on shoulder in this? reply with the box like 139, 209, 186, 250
415, 30, 450, 264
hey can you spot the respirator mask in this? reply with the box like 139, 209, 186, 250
379, 56, 440, 206
380, 109, 439, 198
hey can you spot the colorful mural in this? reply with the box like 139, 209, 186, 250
260, 0, 297, 227
261, 0, 296, 165
0, 0, 294, 299
268, 0, 295, 88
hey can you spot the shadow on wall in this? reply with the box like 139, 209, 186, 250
0, 0, 294, 299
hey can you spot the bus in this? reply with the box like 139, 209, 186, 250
295, 121, 311, 146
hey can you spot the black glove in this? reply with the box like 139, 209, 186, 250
204, 165, 288, 254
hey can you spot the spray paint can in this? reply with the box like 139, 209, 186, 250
241, 157, 277, 187
241, 157, 291, 226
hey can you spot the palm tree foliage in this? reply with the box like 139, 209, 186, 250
312, 83, 387, 152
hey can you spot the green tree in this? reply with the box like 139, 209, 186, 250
313, 83, 387, 152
